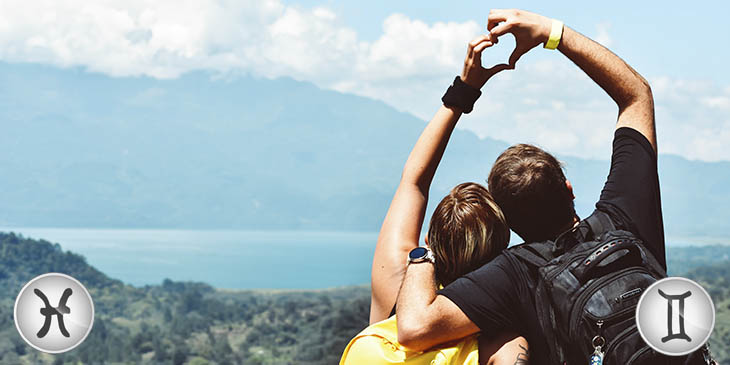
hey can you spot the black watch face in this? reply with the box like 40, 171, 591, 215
409, 247, 428, 260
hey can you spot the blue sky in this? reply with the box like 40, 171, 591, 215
282, 0, 730, 83
0, 0, 728, 161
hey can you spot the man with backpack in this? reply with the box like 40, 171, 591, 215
395, 9, 714, 364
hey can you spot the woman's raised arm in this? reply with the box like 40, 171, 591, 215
369, 104, 462, 323
369, 33, 510, 323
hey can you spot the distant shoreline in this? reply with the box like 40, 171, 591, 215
0, 228, 378, 290
2, 227, 727, 290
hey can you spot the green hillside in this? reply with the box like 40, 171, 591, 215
0, 233, 728, 364
667, 245, 730, 276
685, 262, 730, 363
0, 233, 369, 364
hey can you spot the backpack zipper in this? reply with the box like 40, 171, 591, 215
567, 267, 647, 340
584, 306, 636, 326
614, 287, 643, 304
602, 323, 637, 357
626, 345, 651, 364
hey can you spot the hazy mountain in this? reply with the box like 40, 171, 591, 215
0, 62, 728, 239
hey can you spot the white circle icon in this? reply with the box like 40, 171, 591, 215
14, 273, 95, 353
635, 277, 715, 356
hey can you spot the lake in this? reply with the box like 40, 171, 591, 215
0, 228, 378, 289
1, 227, 727, 289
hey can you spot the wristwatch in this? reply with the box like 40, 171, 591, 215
407, 246, 435, 265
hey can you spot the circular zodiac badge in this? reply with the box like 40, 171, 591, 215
14, 273, 95, 353
636, 277, 715, 356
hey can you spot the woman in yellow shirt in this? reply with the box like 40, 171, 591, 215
361, 33, 528, 364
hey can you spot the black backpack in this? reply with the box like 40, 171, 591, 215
509, 210, 713, 364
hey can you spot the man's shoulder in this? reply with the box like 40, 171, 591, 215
505, 241, 554, 259
473, 249, 516, 273
439, 249, 522, 302
590, 205, 635, 235
505, 241, 552, 251
497, 244, 542, 279
458, 249, 524, 285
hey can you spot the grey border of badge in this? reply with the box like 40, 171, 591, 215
635, 276, 715, 357
13, 272, 95, 354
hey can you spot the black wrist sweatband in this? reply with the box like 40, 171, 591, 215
441, 76, 482, 114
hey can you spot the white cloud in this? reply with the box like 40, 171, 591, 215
457, 59, 617, 159
0, 1, 728, 161
0, 0, 475, 82
462, 64, 730, 161
650, 77, 730, 161
700, 96, 730, 109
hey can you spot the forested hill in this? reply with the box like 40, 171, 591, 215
0, 233, 118, 294
0, 232, 728, 364
0, 232, 369, 364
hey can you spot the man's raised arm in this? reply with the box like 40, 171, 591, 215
488, 9, 656, 151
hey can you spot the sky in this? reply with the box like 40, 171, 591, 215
0, 0, 728, 161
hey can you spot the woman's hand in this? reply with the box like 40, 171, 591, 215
487, 9, 553, 68
460, 34, 513, 90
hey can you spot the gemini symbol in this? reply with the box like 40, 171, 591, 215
658, 289, 692, 343
34, 288, 72, 338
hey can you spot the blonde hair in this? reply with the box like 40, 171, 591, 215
427, 182, 510, 286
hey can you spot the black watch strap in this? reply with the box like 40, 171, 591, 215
441, 76, 482, 114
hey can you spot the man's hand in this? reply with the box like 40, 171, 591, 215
487, 9, 553, 67
460, 34, 512, 90
488, 8, 656, 151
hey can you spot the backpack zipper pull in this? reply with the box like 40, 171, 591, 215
590, 321, 605, 365
589, 345, 604, 365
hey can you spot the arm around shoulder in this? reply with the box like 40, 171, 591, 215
395, 262, 480, 351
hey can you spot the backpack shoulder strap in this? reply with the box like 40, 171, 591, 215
509, 242, 553, 267
585, 209, 616, 239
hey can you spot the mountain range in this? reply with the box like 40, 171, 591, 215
0, 62, 728, 239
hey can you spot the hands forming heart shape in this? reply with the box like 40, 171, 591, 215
460, 9, 554, 90
459, 33, 513, 90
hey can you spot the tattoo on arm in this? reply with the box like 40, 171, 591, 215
514, 344, 529, 365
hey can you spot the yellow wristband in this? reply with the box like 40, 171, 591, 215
544, 19, 564, 50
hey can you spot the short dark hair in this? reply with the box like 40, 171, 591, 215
487, 144, 575, 242
427, 182, 510, 286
